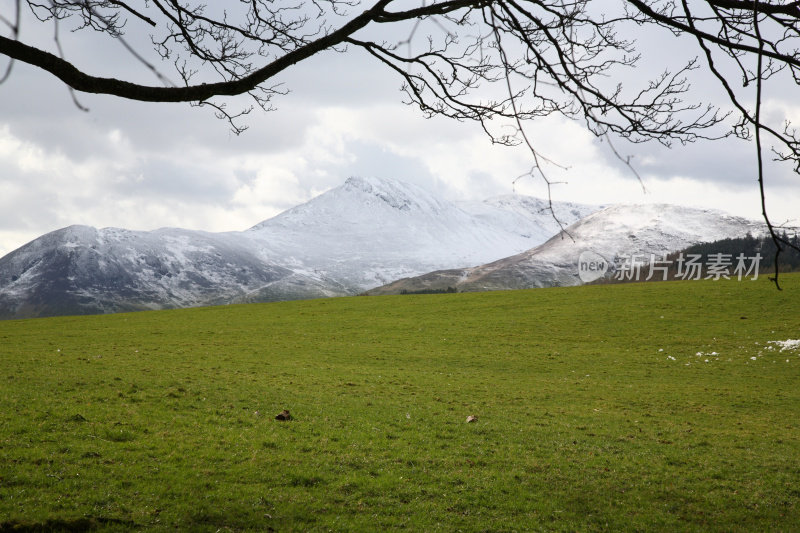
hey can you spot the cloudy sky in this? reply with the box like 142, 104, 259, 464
1, 3, 798, 258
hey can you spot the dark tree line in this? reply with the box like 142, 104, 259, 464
598, 231, 800, 285
671, 231, 800, 273
400, 286, 459, 295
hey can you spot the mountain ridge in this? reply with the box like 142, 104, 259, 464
0, 176, 599, 319
365, 203, 764, 295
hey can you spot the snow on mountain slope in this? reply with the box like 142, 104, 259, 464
0, 225, 295, 318
243, 176, 598, 288
527, 203, 762, 267
0, 176, 600, 318
458, 194, 601, 244
366, 203, 764, 295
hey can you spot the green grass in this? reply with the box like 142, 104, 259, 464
1, 276, 799, 531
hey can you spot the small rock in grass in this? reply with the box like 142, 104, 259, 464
466, 415, 478, 423
275, 409, 292, 421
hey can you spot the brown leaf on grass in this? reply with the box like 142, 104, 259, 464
275, 409, 292, 421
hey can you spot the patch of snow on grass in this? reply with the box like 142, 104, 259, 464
767, 339, 800, 352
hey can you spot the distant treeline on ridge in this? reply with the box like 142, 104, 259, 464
400, 287, 459, 295
669, 232, 800, 273
599, 231, 800, 285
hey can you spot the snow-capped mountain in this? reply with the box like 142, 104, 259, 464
0, 176, 598, 318
366, 203, 763, 295
0, 225, 299, 318
245, 177, 598, 289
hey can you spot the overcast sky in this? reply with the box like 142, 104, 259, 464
1, 4, 799, 258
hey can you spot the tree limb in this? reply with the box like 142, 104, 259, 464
0, 0, 393, 102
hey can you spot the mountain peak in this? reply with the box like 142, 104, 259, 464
251, 176, 448, 231
341, 176, 439, 212
343, 175, 391, 190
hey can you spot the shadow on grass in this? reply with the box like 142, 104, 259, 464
0, 517, 136, 532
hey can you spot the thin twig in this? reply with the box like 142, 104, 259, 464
752, 0, 783, 289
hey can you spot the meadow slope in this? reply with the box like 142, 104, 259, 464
1, 276, 799, 531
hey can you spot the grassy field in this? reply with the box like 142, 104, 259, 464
1, 275, 799, 531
